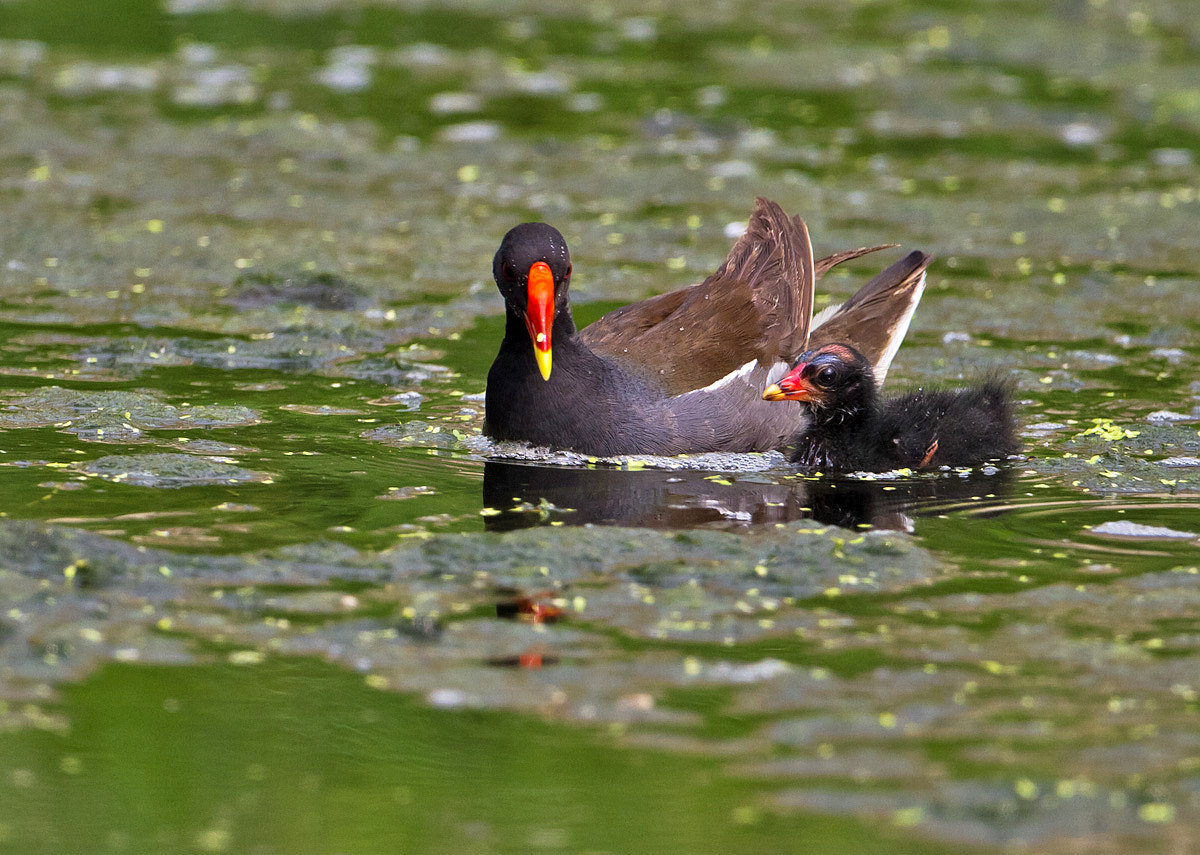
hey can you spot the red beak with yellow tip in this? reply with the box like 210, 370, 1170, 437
762, 364, 815, 402
524, 261, 555, 380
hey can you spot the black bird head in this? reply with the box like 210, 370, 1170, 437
762, 343, 877, 427
493, 223, 573, 381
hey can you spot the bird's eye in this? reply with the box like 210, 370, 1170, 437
501, 260, 517, 280
816, 366, 837, 387
566, 264, 572, 277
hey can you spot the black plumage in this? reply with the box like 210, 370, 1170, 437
764, 343, 1018, 473
484, 198, 931, 457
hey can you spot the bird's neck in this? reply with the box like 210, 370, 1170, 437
791, 386, 880, 472
812, 396, 875, 432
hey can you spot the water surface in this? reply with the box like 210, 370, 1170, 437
2, 1, 1199, 852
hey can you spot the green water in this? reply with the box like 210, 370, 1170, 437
2, 0, 1199, 852
0, 660, 951, 855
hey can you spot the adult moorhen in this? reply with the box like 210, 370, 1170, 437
485, 198, 930, 457
762, 342, 1018, 472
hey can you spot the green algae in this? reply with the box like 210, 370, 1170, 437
1, 0, 1200, 851
0, 385, 261, 442
79, 452, 274, 488
2, 517, 1199, 851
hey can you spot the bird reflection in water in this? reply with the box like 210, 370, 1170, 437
482, 459, 1013, 533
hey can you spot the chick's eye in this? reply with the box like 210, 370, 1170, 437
816, 366, 837, 387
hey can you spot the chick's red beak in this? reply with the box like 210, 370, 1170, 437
762, 363, 815, 401
524, 261, 554, 381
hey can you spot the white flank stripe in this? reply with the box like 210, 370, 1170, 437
678, 359, 758, 396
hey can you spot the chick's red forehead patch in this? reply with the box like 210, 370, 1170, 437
817, 343, 856, 361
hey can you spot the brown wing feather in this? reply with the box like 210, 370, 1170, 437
574, 285, 691, 349
581, 198, 814, 396
813, 243, 897, 278
808, 250, 933, 387
580, 233, 892, 395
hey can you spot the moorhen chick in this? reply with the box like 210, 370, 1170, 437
762, 343, 1018, 472
484, 198, 930, 457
